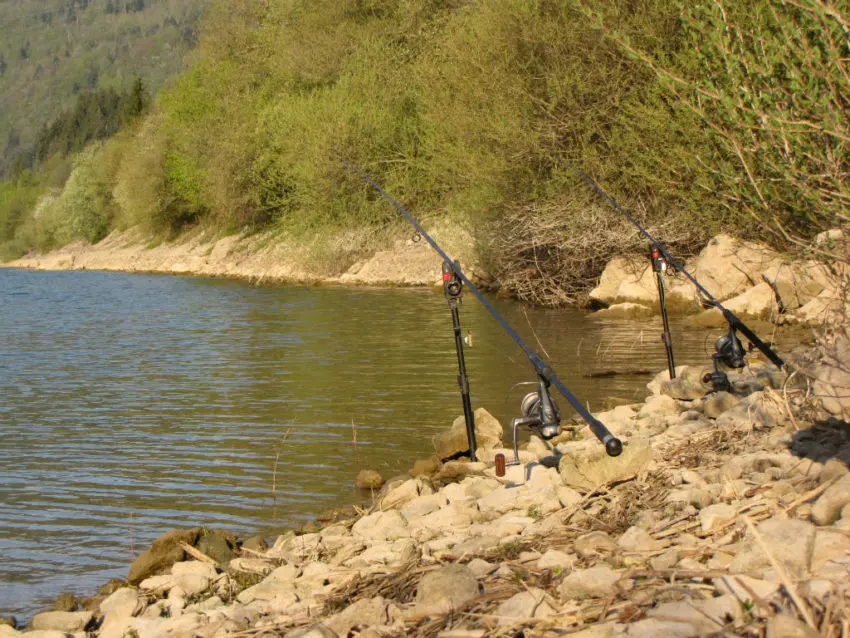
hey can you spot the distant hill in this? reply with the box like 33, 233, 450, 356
0, 0, 209, 176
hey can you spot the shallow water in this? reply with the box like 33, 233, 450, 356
1, 268, 720, 618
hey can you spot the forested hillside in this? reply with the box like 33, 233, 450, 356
0, 0, 208, 176
1, 0, 847, 304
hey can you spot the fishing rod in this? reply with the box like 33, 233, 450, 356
559, 160, 785, 385
342, 158, 623, 459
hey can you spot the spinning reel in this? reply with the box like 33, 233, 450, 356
703, 323, 747, 393
496, 374, 561, 475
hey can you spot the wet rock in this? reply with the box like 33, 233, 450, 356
811, 474, 850, 525
31, 611, 93, 633
52, 592, 78, 612
0, 618, 15, 630
559, 566, 620, 600
413, 564, 479, 615
197, 529, 235, 568
559, 439, 652, 491
705, 392, 740, 419
127, 528, 200, 584
433, 407, 503, 460
496, 588, 556, 625
355, 469, 385, 490
589, 302, 653, 320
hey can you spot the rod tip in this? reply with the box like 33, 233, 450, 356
605, 437, 623, 457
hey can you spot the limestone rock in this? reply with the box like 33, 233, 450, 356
536, 549, 574, 571
574, 531, 617, 557
127, 528, 200, 584
812, 474, 850, 525
351, 510, 409, 541
765, 614, 821, 638
729, 518, 816, 577
496, 588, 556, 625
559, 439, 652, 491
646, 595, 741, 635
637, 395, 679, 419
30, 611, 93, 633
699, 503, 737, 533
559, 566, 620, 600
713, 575, 780, 602
704, 392, 740, 419
466, 558, 495, 578
813, 333, 850, 419
325, 596, 394, 636
617, 526, 666, 552
589, 302, 654, 320
690, 234, 781, 301
433, 407, 503, 460
761, 261, 830, 311
413, 564, 479, 615
589, 256, 655, 306
99, 588, 145, 620
722, 282, 781, 320
355, 470, 385, 490
285, 624, 339, 638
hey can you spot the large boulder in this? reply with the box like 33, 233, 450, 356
127, 528, 201, 585
689, 234, 781, 301
433, 407, 503, 460
761, 261, 831, 311
589, 256, 655, 306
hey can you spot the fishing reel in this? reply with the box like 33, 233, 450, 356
499, 374, 561, 472
703, 324, 746, 393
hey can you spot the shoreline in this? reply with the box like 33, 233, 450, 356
8, 356, 850, 637
0, 224, 487, 291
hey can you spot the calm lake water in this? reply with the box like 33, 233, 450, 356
1, 267, 718, 618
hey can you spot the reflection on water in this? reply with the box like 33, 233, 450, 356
1, 268, 720, 617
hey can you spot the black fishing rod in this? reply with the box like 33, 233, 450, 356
560, 160, 785, 373
343, 159, 623, 458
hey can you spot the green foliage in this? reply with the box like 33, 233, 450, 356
580, 0, 850, 248
4, 0, 847, 300
0, 0, 208, 177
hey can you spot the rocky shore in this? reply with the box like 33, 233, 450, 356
6, 347, 850, 637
